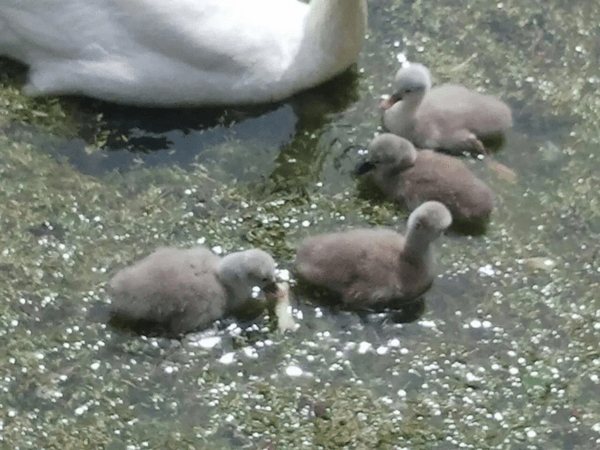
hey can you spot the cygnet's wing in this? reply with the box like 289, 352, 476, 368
402, 151, 494, 222
417, 85, 512, 151
296, 228, 410, 307
108, 247, 227, 334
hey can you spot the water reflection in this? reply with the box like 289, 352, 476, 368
42, 69, 361, 177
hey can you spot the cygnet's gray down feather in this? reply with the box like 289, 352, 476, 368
108, 246, 276, 335
295, 201, 452, 308
356, 134, 493, 227
382, 63, 512, 154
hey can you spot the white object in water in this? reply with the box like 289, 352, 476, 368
273, 282, 297, 333
0, 0, 367, 106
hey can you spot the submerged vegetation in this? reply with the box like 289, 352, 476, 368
1, 0, 599, 449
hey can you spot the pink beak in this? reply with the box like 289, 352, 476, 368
380, 93, 401, 111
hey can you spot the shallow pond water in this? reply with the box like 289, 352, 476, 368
1, 0, 599, 449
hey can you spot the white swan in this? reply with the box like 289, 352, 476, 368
0, 0, 367, 106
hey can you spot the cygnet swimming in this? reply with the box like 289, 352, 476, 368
381, 63, 512, 154
295, 201, 452, 309
356, 134, 494, 228
108, 247, 278, 335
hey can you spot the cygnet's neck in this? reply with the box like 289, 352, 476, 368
398, 90, 426, 120
403, 227, 434, 263
385, 91, 426, 138
379, 162, 408, 188
288, 0, 367, 85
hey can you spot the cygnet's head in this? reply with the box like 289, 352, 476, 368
355, 134, 418, 175
381, 63, 432, 110
240, 249, 277, 290
406, 201, 453, 245
218, 249, 278, 308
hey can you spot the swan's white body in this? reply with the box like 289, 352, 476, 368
0, 0, 367, 106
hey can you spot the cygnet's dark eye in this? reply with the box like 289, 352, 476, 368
262, 277, 270, 283
404, 88, 412, 94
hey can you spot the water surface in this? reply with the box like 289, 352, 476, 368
1, 0, 599, 449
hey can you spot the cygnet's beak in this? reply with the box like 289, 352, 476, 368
354, 159, 375, 176
380, 93, 401, 110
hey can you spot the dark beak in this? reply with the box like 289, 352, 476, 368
354, 160, 375, 176
263, 281, 279, 296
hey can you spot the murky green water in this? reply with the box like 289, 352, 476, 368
1, 0, 599, 449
